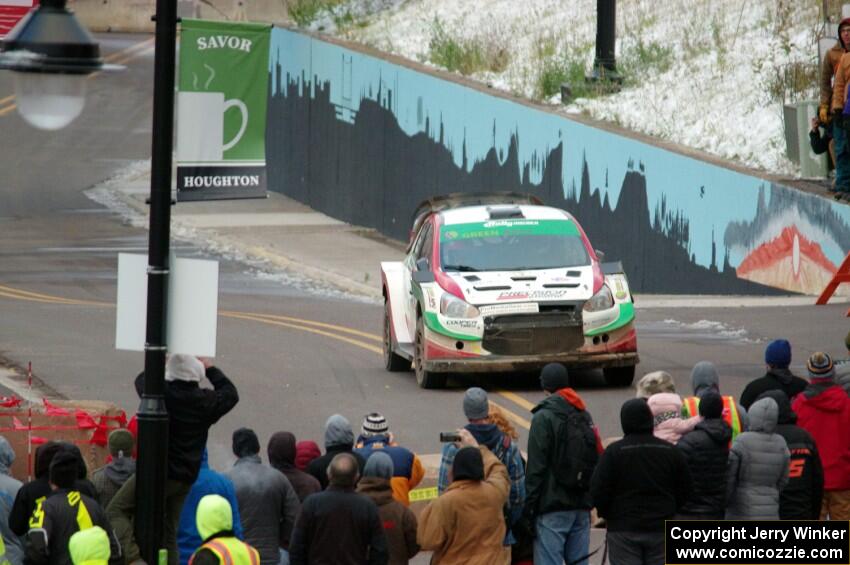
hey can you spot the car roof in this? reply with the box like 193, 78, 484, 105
439, 204, 574, 225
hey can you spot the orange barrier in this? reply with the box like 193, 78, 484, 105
0, 397, 127, 481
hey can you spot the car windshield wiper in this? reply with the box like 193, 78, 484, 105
442, 264, 480, 272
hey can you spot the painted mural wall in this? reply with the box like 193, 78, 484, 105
266, 28, 850, 295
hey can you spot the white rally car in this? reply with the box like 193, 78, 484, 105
381, 193, 638, 389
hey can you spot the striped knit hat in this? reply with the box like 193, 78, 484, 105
361, 412, 389, 436
807, 352, 835, 381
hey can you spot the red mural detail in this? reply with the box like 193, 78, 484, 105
736, 226, 837, 294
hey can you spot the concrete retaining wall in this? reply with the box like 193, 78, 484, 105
265, 27, 850, 295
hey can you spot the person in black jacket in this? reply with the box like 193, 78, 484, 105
740, 339, 808, 410
307, 415, 366, 490
107, 354, 238, 565
675, 392, 731, 519
757, 390, 824, 520
10, 443, 97, 537
289, 453, 388, 565
525, 363, 601, 565
591, 399, 691, 565
25, 451, 122, 565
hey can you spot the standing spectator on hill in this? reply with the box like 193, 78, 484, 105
792, 352, 850, 520
634, 371, 676, 399
0, 436, 23, 565
25, 452, 122, 565
437, 388, 525, 554
177, 450, 243, 565
740, 339, 807, 410
354, 413, 424, 506
592, 398, 691, 565
267, 432, 321, 503
823, 20, 850, 170
756, 391, 823, 520
226, 428, 299, 565
189, 495, 259, 565
681, 361, 747, 441
90, 430, 135, 510
676, 392, 731, 520
418, 430, 509, 565
108, 354, 239, 565
356, 452, 419, 565
294, 441, 320, 472
289, 453, 387, 565
833, 329, 850, 393
307, 415, 366, 490
647, 392, 699, 444
725, 397, 790, 520
10, 443, 93, 538
525, 364, 601, 565
831, 23, 850, 198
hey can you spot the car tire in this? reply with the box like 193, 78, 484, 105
414, 316, 447, 389
603, 365, 636, 387
383, 300, 411, 372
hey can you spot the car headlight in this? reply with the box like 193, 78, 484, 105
583, 285, 614, 312
440, 294, 480, 318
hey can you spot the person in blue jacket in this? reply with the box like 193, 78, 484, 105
177, 449, 243, 565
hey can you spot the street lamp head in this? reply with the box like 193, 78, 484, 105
0, 0, 120, 130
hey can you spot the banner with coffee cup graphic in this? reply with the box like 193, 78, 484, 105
176, 19, 272, 201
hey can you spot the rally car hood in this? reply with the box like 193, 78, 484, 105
444, 266, 595, 306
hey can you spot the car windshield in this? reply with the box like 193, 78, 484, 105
439, 219, 590, 272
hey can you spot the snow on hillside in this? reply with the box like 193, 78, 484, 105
305, 0, 822, 176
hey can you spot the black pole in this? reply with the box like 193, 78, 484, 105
136, 0, 177, 561
591, 0, 620, 81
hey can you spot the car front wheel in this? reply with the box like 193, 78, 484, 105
383, 300, 410, 372
414, 316, 446, 389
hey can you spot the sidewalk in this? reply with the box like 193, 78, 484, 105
88, 163, 836, 308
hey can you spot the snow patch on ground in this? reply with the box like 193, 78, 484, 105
319, 0, 820, 175
660, 318, 760, 343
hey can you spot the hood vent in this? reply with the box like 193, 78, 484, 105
566, 270, 582, 277
511, 275, 536, 281
464, 275, 481, 282
543, 283, 580, 288
474, 285, 511, 291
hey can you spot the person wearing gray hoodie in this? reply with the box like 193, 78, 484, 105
306, 415, 367, 490
90, 429, 136, 510
681, 361, 748, 441
0, 436, 23, 565
725, 397, 790, 520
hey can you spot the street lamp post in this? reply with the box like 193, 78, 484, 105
1, 0, 178, 561
136, 0, 178, 561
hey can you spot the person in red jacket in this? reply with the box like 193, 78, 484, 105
792, 352, 850, 520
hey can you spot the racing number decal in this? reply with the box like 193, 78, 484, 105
29, 496, 46, 529
788, 458, 806, 478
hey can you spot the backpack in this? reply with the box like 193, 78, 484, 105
552, 407, 599, 490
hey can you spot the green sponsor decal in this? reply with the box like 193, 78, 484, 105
585, 302, 635, 337
178, 19, 271, 163
423, 312, 482, 341
441, 219, 580, 241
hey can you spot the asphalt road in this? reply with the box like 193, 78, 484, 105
1, 33, 850, 472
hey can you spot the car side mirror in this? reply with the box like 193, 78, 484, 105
415, 257, 430, 271
595, 249, 605, 262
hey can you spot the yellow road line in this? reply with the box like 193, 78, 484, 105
103, 38, 155, 64
497, 390, 536, 412
0, 284, 109, 306
0, 104, 16, 117
108, 45, 155, 69
0, 94, 13, 106
222, 310, 382, 342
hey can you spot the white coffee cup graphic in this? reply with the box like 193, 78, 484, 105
177, 91, 248, 162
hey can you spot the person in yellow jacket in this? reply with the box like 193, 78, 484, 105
189, 495, 259, 565
69, 526, 110, 565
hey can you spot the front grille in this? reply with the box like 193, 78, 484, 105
482, 311, 584, 355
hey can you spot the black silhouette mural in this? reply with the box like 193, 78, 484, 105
266, 68, 784, 294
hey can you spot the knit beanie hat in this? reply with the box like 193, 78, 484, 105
620, 398, 654, 435
463, 388, 489, 420
540, 363, 570, 393
108, 429, 135, 458
165, 354, 204, 383
452, 447, 484, 482
765, 339, 791, 368
49, 450, 79, 489
698, 391, 724, 419
635, 371, 676, 398
232, 428, 260, 458
807, 352, 835, 381
361, 413, 389, 436
324, 414, 354, 448
362, 452, 394, 479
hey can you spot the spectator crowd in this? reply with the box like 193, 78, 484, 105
0, 336, 849, 565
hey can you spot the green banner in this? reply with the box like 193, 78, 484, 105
440, 219, 580, 241
176, 19, 271, 201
